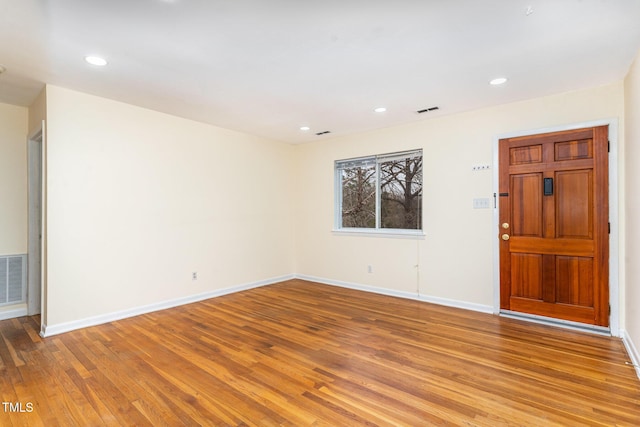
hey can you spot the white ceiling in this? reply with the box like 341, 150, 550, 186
1, 0, 639, 144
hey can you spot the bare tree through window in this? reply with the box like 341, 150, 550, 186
380, 156, 422, 229
336, 150, 422, 231
341, 164, 376, 228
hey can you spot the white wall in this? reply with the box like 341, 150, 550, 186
294, 83, 624, 314
624, 50, 640, 366
28, 88, 46, 137
0, 102, 28, 256
44, 85, 295, 328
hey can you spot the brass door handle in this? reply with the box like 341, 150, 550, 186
501, 234, 510, 241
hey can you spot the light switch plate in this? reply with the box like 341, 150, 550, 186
473, 198, 491, 209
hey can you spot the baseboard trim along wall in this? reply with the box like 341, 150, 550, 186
41, 274, 295, 337
295, 274, 494, 314
0, 304, 28, 321
621, 329, 640, 380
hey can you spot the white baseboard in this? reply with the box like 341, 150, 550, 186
0, 304, 28, 321
41, 274, 294, 337
621, 329, 640, 380
295, 274, 493, 314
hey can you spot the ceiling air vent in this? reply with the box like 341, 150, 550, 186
417, 106, 439, 114
315, 130, 331, 136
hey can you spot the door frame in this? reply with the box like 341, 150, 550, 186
492, 119, 619, 336
28, 129, 43, 316
27, 121, 46, 333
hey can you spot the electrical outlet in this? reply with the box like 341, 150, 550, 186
192, 272, 197, 280
367, 265, 373, 273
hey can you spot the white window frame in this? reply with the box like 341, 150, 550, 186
333, 149, 424, 238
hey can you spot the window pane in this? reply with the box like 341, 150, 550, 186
341, 165, 376, 228
380, 155, 423, 229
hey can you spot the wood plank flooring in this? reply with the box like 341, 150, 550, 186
1, 279, 639, 426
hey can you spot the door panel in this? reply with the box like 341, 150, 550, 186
510, 254, 542, 299
555, 138, 593, 161
511, 174, 543, 237
510, 144, 543, 165
556, 256, 594, 306
499, 126, 609, 327
555, 170, 593, 239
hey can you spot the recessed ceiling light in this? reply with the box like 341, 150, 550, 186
489, 77, 508, 86
85, 56, 108, 66
300, 126, 310, 131
374, 107, 387, 113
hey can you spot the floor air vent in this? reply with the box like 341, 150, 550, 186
0, 255, 26, 306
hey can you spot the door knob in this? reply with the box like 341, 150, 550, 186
502, 222, 509, 229
501, 234, 510, 241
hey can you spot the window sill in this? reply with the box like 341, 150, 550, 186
332, 229, 425, 239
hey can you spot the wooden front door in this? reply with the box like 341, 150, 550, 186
499, 126, 609, 327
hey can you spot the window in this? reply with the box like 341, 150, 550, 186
335, 149, 423, 233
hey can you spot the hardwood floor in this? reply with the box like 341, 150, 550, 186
1, 279, 639, 426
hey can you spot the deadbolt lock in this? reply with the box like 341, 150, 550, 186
501, 234, 510, 241
502, 222, 510, 229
